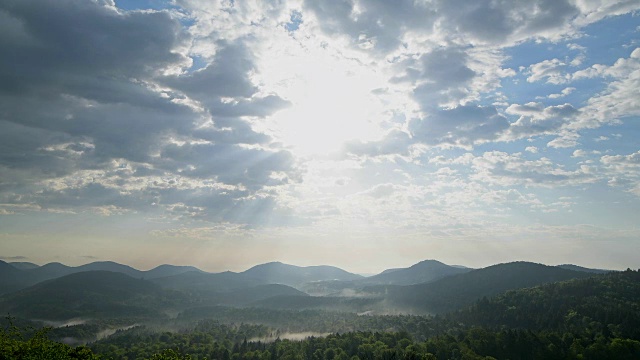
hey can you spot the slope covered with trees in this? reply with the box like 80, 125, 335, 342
384, 261, 595, 314
0, 271, 178, 320
3, 267, 640, 360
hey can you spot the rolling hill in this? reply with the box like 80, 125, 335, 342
0, 260, 41, 295
151, 270, 265, 295
0, 271, 172, 320
359, 259, 471, 285
451, 269, 640, 339
241, 261, 363, 288
556, 264, 611, 274
8, 262, 40, 270
383, 261, 597, 314
0, 260, 206, 295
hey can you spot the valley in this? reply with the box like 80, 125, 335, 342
2, 259, 638, 359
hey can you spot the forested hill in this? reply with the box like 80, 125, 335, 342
0, 271, 174, 320
358, 259, 471, 285
3, 269, 640, 360
452, 268, 640, 338
385, 261, 595, 314
241, 261, 363, 287
0, 260, 204, 295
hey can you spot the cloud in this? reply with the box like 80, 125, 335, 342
503, 102, 579, 142
163, 40, 257, 100
572, 48, 640, 129
344, 130, 412, 158
0, 0, 301, 226
0, 255, 28, 261
436, 0, 579, 44
601, 151, 640, 196
546, 87, 576, 99
410, 47, 478, 108
409, 105, 510, 148
303, 0, 436, 54
526, 58, 569, 84
572, 150, 588, 158
470, 151, 597, 187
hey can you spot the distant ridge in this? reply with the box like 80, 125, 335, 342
360, 259, 471, 286
241, 261, 363, 288
556, 264, 611, 274
0, 260, 206, 295
151, 270, 264, 294
386, 261, 596, 314
0, 271, 167, 320
0, 260, 40, 294
9, 262, 40, 270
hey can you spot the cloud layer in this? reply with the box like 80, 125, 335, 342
0, 0, 639, 271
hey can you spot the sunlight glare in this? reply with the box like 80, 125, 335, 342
264, 51, 386, 156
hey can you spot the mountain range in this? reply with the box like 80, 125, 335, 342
0, 258, 615, 320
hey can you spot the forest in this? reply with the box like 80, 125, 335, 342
1, 261, 639, 359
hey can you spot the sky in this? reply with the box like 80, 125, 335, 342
0, 0, 639, 274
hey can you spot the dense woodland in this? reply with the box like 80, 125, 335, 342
1, 260, 639, 359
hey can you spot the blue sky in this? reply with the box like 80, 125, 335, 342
0, 0, 638, 273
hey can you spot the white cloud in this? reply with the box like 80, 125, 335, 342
503, 102, 579, 142
600, 150, 640, 196
547, 87, 576, 99
470, 151, 597, 187
572, 48, 640, 129
527, 58, 569, 84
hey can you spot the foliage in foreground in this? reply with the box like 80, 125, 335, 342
0, 319, 98, 359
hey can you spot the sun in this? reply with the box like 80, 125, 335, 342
274, 69, 385, 156
258, 39, 388, 157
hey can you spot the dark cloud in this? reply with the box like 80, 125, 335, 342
436, 0, 578, 43
409, 105, 510, 147
158, 142, 297, 189
303, 0, 436, 53
346, 105, 510, 155
504, 103, 579, 140
163, 40, 256, 100
304, 0, 579, 55
0, 0, 187, 98
411, 47, 477, 108
0, 0, 300, 227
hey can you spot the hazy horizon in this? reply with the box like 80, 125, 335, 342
1, 257, 626, 275
1, 0, 639, 274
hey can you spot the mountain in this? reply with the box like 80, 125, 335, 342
556, 264, 611, 274
0, 260, 41, 295
379, 268, 403, 275
300, 260, 472, 295
9, 262, 40, 270
144, 264, 204, 279
75, 261, 142, 277
0, 261, 206, 295
360, 259, 471, 286
384, 261, 596, 314
215, 284, 309, 305
241, 261, 363, 288
0, 271, 170, 320
151, 271, 264, 295
26, 262, 74, 281
452, 269, 640, 339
